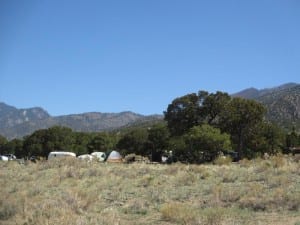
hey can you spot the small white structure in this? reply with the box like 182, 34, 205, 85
0, 155, 9, 161
78, 154, 93, 162
106, 150, 122, 163
48, 151, 76, 160
91, 152, 106, 162
4, 154, 17, 160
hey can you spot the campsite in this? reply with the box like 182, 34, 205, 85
2, 0, 300, 224
0, 154, 299, 225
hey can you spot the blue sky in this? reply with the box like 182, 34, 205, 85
1, 0, 299, 116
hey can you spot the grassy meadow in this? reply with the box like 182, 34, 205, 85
1, 155, 300, 225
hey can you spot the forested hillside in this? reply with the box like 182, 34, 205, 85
233, 83, 300, 130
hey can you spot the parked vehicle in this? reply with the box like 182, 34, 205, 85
0, 155, 9, 161
4, 154, 17, 160
48, 151, 76, 160
222, 150, 239, 162
91, 152, 106, 162
29, 156, 38, 163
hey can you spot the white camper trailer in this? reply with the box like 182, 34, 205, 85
48, 151, 76, 160
0, 155, 9, 161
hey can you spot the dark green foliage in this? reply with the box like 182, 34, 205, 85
5, 127, 118, 158
182, 124, 231, 163
147, 123, 170, 161
164, 90, 268, 161
168, 136, 187, 162
1, 139, 23, 158
23, 126, 74, 157
0, 135, 8, 154
72, 132, 93, 155
164, 93, 200, 136
238, 122, 286, 158
199, 91, 231, 125
286, 128, 300, 148
87, 132, 114, 153
219, 97, 266, 158
164, 91, 231, 136
116, 128, 149, 156
167, 124, 232, 164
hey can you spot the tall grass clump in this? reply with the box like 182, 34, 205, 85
213, 156, 232, 166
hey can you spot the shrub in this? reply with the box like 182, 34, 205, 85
270, 154, 286, 168
200, 207, 226, 225
213, 156, 232, 166
160, 202, 199, 224
122, 199, 149, 215
0, 200, 18, 220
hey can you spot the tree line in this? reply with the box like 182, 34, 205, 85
0, 90, 299, 163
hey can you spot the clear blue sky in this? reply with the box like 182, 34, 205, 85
1, 0, 299, 116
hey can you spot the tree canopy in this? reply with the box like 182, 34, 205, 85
1, 89, 295, 163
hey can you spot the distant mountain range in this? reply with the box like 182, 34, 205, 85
233, 82, 300, 130
1, 82, 299, 139
0, 103, 163, 139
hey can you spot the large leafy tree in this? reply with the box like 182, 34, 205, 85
164, 91, 231, 136
220, 97, 266, 158
183, 124, 231, 163
241, 122, 285, 158
164, 93, 200, 136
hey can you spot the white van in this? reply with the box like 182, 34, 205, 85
48, 151, 76, 160
4, 154, 17, 160
91, 152, 106, 162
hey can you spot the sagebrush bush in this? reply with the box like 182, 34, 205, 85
213, 156, 232, 166
160, 202, 199, 224
0, 200, 18, 220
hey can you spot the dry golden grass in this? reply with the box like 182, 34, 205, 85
0, 155, 300, 225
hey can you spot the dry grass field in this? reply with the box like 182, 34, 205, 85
1, 155, 300, 225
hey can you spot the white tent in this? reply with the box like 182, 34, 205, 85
106, 150, 122, 163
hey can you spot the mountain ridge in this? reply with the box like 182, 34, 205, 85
232, 83, 299, 99
233, 83, 300, 130
0, 102, 163, 139
1, 82, 299, 139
